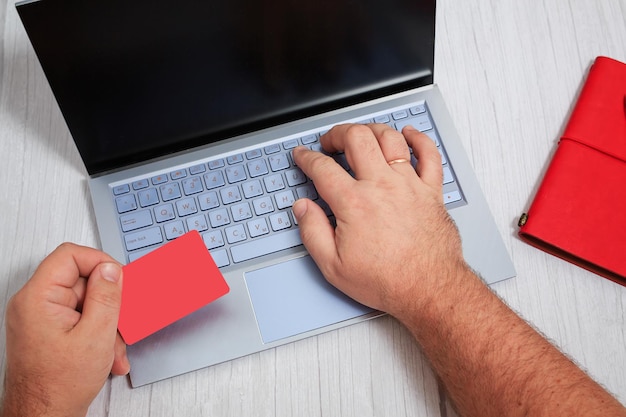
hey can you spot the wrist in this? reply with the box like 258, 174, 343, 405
390, 261, 483, 329
1, 368, 87, 417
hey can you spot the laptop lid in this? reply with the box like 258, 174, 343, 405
16, 0, 435, 175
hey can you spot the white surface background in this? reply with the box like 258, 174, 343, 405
1, 0, 625, 416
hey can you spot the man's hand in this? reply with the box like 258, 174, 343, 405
293, 123, 626, 417
2, 243, 129, 417
292, 124, 468, 318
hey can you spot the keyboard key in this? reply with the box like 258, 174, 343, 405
227, 154, 244, 164
151, 174, 168, 185
409, 104, 426, 115
208, 159, 225, 170
301, 134, 317, 144
231, 202, 252, 222
176, 197, 198, 216
132, 179, 150, 190
247, 218, 270, 238
264, 143, 281, 154
242, 179, 264, 199
113, 184, 130, 195
392, 110, 408, 120
269, 153, 290, 171
220, 185, 242, 204
115, 194, 137, 213
203, 230, 225, 249
182, 177, 204, 195
164, 220, 185, 240
395, 114, 433, 133
204, 171, 226, 189
285, 168, 307, 187
160, 183, 182, 201
225, 164, 247, 183
245, 149, 263, 160
189, 164, 207, 175
209, 249, 230, 268
170, 169, 187, 180
124, 227, 163, 251
225, 224, 247, 244
198, 191, 220, 211
282, 138, 299, 149
296, 184, 318, 200
274, 190, 296, 209
443, 166, 454, 184
138, 188, 160, 207
444, 190, 462, 204
252, 196, 275, 215
208, 208, 230, 227
247, 159, 269, 178
186, 214, 209, 232
264, 173, 285, 192
120, 209, 153, 232
154, 203, 176, 223
269, 212, 292, 231
230, 229, 302, 263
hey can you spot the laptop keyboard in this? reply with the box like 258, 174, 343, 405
112, 102, 465, 266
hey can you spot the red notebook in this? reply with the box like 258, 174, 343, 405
518, 56, 626, 286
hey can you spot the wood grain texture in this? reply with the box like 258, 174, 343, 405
1, 0, 625, 416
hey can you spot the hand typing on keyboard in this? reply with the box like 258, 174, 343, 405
292, 123, 626, 417
292, 123, 465, 318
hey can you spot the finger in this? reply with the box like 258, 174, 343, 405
366, 123, 412, 164
76, 262, 123, 345
74, 277, 87, 311
403, 126, 443, 189
31, 243, 119, 290
292, 146, 353, 209
321, 124, 389, 179
292, 199, 339, 278
111, 333, 131, 376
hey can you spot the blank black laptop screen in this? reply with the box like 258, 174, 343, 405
17, 0, 435, 174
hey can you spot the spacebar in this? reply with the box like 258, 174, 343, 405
231, 229, 303, 263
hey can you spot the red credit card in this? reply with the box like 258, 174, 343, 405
118, 230, 229, 345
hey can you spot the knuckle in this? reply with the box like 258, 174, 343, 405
56, 242, 78, 252
344, 124, 373, 145
309, 153, 337, 172
88, 288, 121, 311
379, 128, 401, 143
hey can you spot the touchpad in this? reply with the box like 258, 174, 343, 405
245, 256, 374, 344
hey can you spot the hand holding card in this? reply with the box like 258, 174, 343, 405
118, 231, 230, 345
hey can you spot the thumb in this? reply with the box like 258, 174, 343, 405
77, 262, 123, 341
293, 199, 338, 275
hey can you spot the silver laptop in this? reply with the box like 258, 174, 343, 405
17, 0, 515, 387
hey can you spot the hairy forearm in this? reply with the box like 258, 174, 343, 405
397, 266, 626, 417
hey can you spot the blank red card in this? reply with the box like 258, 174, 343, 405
118, 230, 229, 345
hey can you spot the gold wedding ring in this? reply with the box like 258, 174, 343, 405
386, 158, 410, 166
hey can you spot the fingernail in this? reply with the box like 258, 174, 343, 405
403, 124, 417, 132
292, 199, 308, 221
101, 263, 122, 283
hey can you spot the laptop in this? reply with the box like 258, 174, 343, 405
17, 0, 516, 387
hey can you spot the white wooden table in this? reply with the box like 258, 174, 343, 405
1, 1, 624, 416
